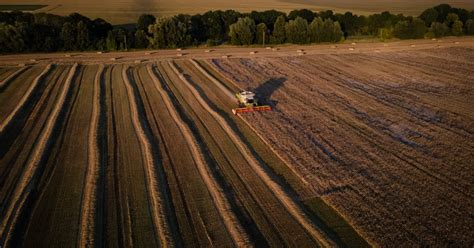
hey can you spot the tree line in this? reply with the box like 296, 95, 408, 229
1, 4, 473, 53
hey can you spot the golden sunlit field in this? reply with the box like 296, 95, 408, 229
1, 0, 474, 23
0, 38, 473, 247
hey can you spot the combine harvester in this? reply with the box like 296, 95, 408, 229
232, 90, 271, 115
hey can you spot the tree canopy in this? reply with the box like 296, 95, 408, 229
0, 4, 473, 53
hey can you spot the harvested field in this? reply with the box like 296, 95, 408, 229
208, 46, 474, 246
0, 39, 472, 247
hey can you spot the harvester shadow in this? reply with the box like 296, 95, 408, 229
182, 72, 346, 246
254, 77, 286, 108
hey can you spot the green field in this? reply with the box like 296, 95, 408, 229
0, 4, 46, 11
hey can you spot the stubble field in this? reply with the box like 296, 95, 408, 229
0, 38, 473, 247
208, 45, 474, 246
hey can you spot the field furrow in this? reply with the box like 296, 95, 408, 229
0, 64, 51, 133
78, 64, 105, 247
101, 64, 159, 247
0, 64, 77, 246
172, 59, 335, 246
0, 66, 29, 90
1, 41, 472, 247
122, 65, 174, 247
209, 50, 474, 245
159, 59, 330, 244
147, 64, 252, 247
190, 59, 369, 246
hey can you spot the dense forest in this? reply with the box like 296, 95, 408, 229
0, 4, 473, 53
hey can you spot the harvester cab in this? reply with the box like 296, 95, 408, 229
232, 90, 272, 115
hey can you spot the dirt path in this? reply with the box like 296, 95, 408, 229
78, 64, 104, 247
0, 63, 77, 245
0, 37, 472, 65
0, 64, 51, 133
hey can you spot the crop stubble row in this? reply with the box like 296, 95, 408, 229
208, 47, 474, 246
0, 58, 365, 247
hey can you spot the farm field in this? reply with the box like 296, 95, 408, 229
0, 38, 473, 247
1, 0, 474, 23
0, 50, 369, 247
208, 46, 474, 246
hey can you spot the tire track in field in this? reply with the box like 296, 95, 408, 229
191, 59, 313, 190
168, 61, 337, 247
0, 64, 52, 134
147, 64, 252, 247
0, 63, 78, 244
0, 66, 29, 90
78, 64, 104, 247
121, 66, 172, 247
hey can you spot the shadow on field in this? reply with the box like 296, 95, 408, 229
254, 77, 286, 107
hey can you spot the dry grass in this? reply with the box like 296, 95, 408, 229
209, 47, 474, 246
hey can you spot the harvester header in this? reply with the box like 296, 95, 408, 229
232, 90, 272, 115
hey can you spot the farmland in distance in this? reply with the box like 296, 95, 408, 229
1, 0, 474, 23
0, 38, 473, 247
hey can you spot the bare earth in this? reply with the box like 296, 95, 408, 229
0, 37, 473, 246
1, 0, 474, 23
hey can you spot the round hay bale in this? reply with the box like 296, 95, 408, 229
296, 49, 304, 53
351, 42, 357, 45
176, 53, 183, 57
348, 47, 355, 51
383, 44, 388, 47
249, 51, 257, 55
135, 60, 142, 64
97, 51, 103, 54
410, 44, 416, 48
29, 59, 36, 62
18, 63, 26, 67
265, 46, 272, 49
110, 57, 116, 61
331, 45, 337, 49
221, 55, 229, 59
176, 48, 182, 51
205, 49, 212, 53
454, 41, 460, 44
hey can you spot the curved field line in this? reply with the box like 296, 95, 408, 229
0, 63, 78, 243
78, 64, 104, 247
190, 59, 313, 189
121, 66, 172, 247
0, 64, 52, 134
147, 64, 252, 247
169, 61, 337, 247
189, 59, 235, 101
0, 66, 29, 89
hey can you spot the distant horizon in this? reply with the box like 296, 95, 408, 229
1, 0, 473, 24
